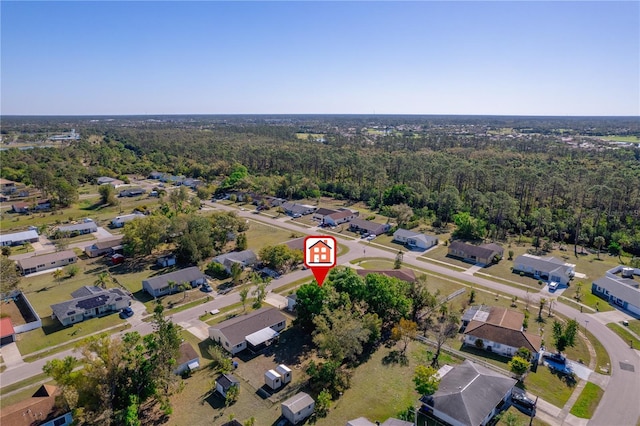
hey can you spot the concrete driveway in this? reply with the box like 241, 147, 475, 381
94, 227, 114, 239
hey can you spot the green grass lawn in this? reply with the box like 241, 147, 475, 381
15, 314, 127, 355
584, 329, 611, 375
570, 382, 604, 418
522, 367, 576, 408
599, 135, 640, 142
245, 219, 297, 251
421, 245, 474, 271
626, 319, 640, 337
497, 406, 549, 426
607, 323, 640, 349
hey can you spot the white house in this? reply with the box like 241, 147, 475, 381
323, 209, 359, 226
0, 229, 39, 247
393, 229, 438, 250
281, 392, 315, 425
212, 250, 258, 274
17, 250, 77, 275
512, 254, 575, 285
592, 266, 640, 317
110, 212, 145, 228
209, 307, 286, 355
56, 221, 97, 236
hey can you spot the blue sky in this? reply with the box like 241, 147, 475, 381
1, 1, 638, 116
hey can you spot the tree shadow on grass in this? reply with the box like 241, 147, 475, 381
382, 349, 409, 366
40, 317, 68, 336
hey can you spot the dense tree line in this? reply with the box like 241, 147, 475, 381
2, 117, 639, 253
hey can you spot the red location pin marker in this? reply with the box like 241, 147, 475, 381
304, 236, 337, 287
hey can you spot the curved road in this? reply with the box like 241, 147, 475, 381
2, 203, 639, 425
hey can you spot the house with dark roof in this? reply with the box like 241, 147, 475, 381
323, 209, 359, 226
312, 207, 338, 222
419, 360, 516, 426
11, 199, 51, 214
56, 221, 97, 236
513, 254, 575, 285
84, 236, 124, 257
356, 268, 417, 283
0, 384, 73, 426
0, 178, 17, 194
0, 318, 16, 346
174, 342, 200, 375
393, 229, 438, 250
281, 392, 315, 425
462, 306, 542, 356
348, 218, 391, 236
592, 265, 640, 317
50, 286, 132, 326
281, 202, 316, 217
142, 267, 207, 298
17, 250, 77, 275
215, 374, 240, 398
119, 188, 146, 197
212, 250, 258, 274
209, 307, 286, 355
0, 229, 39, 247
447, 241, 504, 265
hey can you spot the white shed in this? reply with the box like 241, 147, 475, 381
276, 364, 292, 384
265, 369, 282, 390
281, 392, 315, 425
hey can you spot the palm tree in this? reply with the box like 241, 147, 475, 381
538, 298, 547, 321
168, 280, 177, 294
52, 268, 63, 283
95, 271, 110, 289
594, 236, 605, 259
181, 281, 190, 300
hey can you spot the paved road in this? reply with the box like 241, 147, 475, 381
2, 202, 639, 425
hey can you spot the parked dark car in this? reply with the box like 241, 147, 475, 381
119, 307, 134, 319
200, 284, 213, 293
511, 389, 536, 414
543, 352, 567, 364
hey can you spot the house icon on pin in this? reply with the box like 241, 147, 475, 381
308, 239, 333, 264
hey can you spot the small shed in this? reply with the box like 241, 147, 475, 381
276, 364, 292, 384
281, 392, 315, 425
286, 294, 297, 311
265, 369, 282, 390
216, 374, 240, 398
0, 318, 16, 346
157, 254, 176, 268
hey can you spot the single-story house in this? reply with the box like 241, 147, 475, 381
215, 374, 240, 398
419, 360, 516, 426
393, 229, 438, 250
0, 318, 16, 346
286, 294, 297, 311
312, 208, 338, 222
17, 250, 77, 275
0, 229, 39, 247
56, 221, 97, 236
149, 171, 164, 180
119, 188, 146, 197
157, 254, 177, 267
323, 209, 359, 227
110, 212, 145, 228
50, 286, 132, 326
462, 306, 542, 356
0, 384, 73, 426
174, 342, 200, 375
96, 176, 116, 185
84, 236, 124, 257
0, 178, 17, 194
356, 268, 417, 283
347, 417, 413, 426
11, 199, 51, 214
447, 241, 504, 265
142, 266, 207, 298
281, 392, 315, 425
209, 307, 286, 355
592, 266, 640, 317
281, 202, 316, 216
182, 178, 203, 188
348, 218, 391, 236
212, 250, 258, 274
512, 254, 575, 285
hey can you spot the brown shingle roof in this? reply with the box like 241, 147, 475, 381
464, 307, 542, 353
177, 342, 199, 365
0, 385, 66, 426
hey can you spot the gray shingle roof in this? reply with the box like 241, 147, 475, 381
143, 267, 205, 291
216, 373, 239, 390
281, 392, 314, 412
214, 250, 258, 267
427, 360, 516, 426
71, 286, 104, 298
514, 255, 572, 275
209, 307, 286, 347
57, 222, 97, 233
0, 230, 39, 245
51, 288, 130, 322
593, 276, 640, 306
92, 236, 124, 250
449, 241, 503, 259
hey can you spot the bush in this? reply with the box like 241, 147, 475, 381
206, 262, 230, 279
65, 264, 79, 277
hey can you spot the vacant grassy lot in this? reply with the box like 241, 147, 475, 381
421, 245, 474, 271
626, 319, 640, 337
245, 220, 298, 251
570, 382, 604, 418
522, 366, 576, 408
599, 135, 640, 142
559, 288, 614, 312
